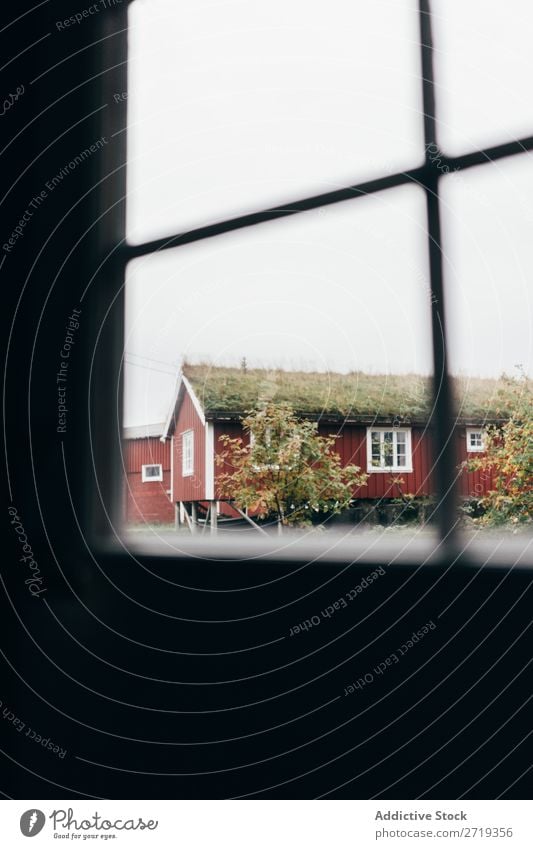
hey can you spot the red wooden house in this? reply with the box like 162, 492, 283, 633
123, 422, 174, 525
123, 364, 502, 528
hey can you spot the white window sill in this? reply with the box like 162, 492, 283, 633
367, 467, 414, 474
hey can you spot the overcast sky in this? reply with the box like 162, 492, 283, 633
124, 0, 533, 426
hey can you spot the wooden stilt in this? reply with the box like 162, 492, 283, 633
181, 503, 194, 534
230, 503, 269, 535
210, 500, 218, 535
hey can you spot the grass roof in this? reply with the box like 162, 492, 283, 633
183, 363, 526, 422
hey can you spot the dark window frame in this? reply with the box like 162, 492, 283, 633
93, 0, 532, 563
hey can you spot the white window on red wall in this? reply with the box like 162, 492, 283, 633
366, 428, 413, 472
466, 428, 485, 452
141, 464, 163, 482
182, 430, 194, 476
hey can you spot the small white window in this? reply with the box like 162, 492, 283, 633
248, 426, 271, 448
466, 428, 485, 452
249, 427, 281, 471
366, 428, 412, 472
182, 430, 194, 476
141, 463, 163, 482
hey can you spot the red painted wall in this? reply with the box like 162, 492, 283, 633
214, 421, 493, 502
124, 421, 494, 524
324, 424, 435, 499
214, 422, 435, 505
456, 430, 494, 498
172, 391, 206, 502
123, 438, 174, 525
214, 422, 247, 516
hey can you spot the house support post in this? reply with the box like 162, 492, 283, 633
230, 503, 269, 536
181, 502, 194, 534
210, 500, 217, 535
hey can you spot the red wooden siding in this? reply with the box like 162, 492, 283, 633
124, 437, 170, 472
212, 422, 494, 502
214, 422, 436, 502
123, 437, 173, 524
456, 430, 494, 498
172, 391, 206, 501
214, 422, 247, 516
124, 420, 496, 524
321, 424, 435, 498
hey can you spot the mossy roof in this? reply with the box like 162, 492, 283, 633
182, 363, 520, 423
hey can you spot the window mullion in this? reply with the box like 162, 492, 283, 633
419, 0, 458, 548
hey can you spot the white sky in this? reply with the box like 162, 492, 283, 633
124, 0, 533, 426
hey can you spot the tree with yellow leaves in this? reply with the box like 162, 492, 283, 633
465, 372, 532, 526
216, 402, 368, 530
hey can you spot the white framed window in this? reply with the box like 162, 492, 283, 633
366, 427, 412, 472
466, 428, 485, 452
182, 430, 194, 476
249, 427, 282, 471
141, 463, 163, 482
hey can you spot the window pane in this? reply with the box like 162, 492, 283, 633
126, 0, 423, 242
432, 0, 533, 155
123, 186, 436, 537
182, 431, 194, 475
124, 185, 431, 428
371, 433, 381, 466
383, 441, 393, 465
441, 159, 533, 538
440, 158, 533, 382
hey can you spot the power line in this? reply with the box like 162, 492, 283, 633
124, 351, 178, 368
123, 359, 176, 376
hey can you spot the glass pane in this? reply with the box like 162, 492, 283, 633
125, 186, 431, 427
441, 158, 533, 539
371, 433, 381, 466
383, 440, 393, 465
123, 185, 437, 541
396, 431, 406, 444
126, 0, 423, 243
441, 158, 533, 381
432, 0, 533, 155
125, 186, 440, 540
